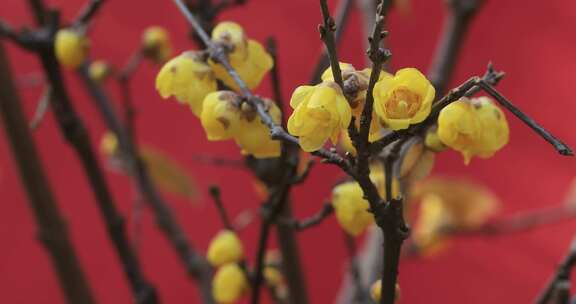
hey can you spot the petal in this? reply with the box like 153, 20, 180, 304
290, 86, 315, 108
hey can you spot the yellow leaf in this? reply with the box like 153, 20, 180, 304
139, 146, 198, 201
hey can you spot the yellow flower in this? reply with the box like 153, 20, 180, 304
288, 83, 352, 152
437, 96, 509, 164
210, 22, 273, 90
331, 173, 398, 236
373, 68, 435, 130
206, 230, 244, 267
424, 127, 447, 152
142, 26, 172, 63
100, 131, 118, 156
322, 63, 389, 142
370, 280, 400, 303
234, 100, 282, 158
155, 51, 217, 116
89, 60, 112, 83
412, 194, 448, 255
212, 263, 248, 303
200, 91, 242, 141
54, 28, 90, 69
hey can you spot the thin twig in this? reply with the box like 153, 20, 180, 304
266, 37, 284, 115
0, 40, 96, 304
278, 202, 334, 231
428, 0, 483, 96
343, 233, 370, 303
208, 185, 234, 230
72, 0, 106, 29
29, 85, 51, 130
291, 160, 315, 185
318, 0, 346, 88
310, 0, 354, 84
535, 236, 576, 304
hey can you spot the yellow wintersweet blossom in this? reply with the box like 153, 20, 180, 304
210, 22, 273, 90
155, 51, 217, 116
370, 280, 400, 303
323, 63, 390, 142
234, 100, 282, 158
212, 263, 248, 303
100, 131, 119, 156
142, 26, 172, 63
373, 68, 435, 130
200, 91, 242, 141
206, 230, 244, 267
89, 60, 112, 83
331, 171, 399, 236
437, 96, 509, 164
412, 194, 449, 256
55, 28, 90, 69
288, 83, 352, 152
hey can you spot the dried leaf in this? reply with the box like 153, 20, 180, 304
140, 146, 198, 201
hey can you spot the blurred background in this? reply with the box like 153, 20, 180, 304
1, 0, 576, 303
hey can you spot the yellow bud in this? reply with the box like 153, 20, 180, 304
424, 127, 447, 152
212, 263, 248, 303
89, 60, 112, 83
55, 28, 90, 69
206, 230, 244, 267
155, 51, 217, 116
200, 91, 242, 141
264, 266, 283, 287
288, 83, 352, 152
373, 68, 435, 130
142, 26, 172, 63
212, 21, 247, 59
100, 131, 118, 156
331, 182, 374, 236
370, 280, 400, 303
234, 99, 281, 158
437, 96, 509, 164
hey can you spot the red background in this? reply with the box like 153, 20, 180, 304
1, 0, 576, 303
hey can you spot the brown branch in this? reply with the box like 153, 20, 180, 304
208, 185, 234, 230
266, 37, 284, 115
76, 63, 214, 303
318, 0, 345, 88
278, 202, 334, 231
343, 233, 370, 303
29, 85, 51, 130
310, 0, 354, 84
14, 8, 160, 302
428, 0, 483, 96
291, 160, 315, 185
535, 236, 576, 304
0, 40, 96, 304
72, 0, 106, 29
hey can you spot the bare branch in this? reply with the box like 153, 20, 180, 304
318, 0, 345, 88
72, 0, 106, 29
278, 202, 333, 231
208, 185, 234, 230
535, 236, 576, 304
29, 86, 51, 130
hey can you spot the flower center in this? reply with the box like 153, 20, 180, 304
385, 87, 422, 119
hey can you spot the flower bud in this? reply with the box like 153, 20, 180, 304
89, 60, 112, 83
142, 26, 172, 63
206, 230, 244, 267
55, 28, 90, 69
212, 263, 248, 303
370, 280, 400, 303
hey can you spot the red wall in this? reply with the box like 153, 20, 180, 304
1, 0, 576, 303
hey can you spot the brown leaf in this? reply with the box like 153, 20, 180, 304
140, 146, 198, 202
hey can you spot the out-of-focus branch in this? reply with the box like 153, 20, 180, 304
208, 185, 234, 230
29, 85, 51, 130
428, 0, 484, 96
77, 63, 214, 303
536, 236, 576, 304
72, 0, 106, 29
0, 41, 95, 304
266, 37, 284, 114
